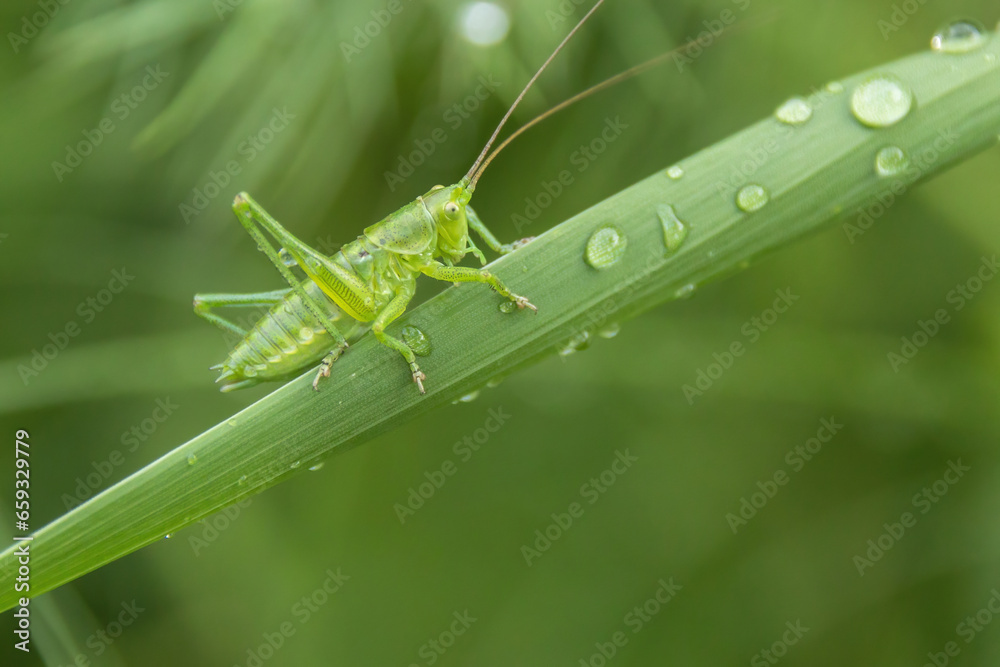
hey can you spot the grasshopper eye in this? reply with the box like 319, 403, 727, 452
443, 201, 460, 218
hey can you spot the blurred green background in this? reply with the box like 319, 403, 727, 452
2, 0, 1000, 664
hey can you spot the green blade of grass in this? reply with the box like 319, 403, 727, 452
3, 34, 999, 611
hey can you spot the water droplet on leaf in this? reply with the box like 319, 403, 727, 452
674, 283, 696, 299
558, 330, 591, 357
657, 204, 688, 254
402, 325, 432, 356
774, 97, 813, 125
187, 454, 198, 466
875, 146, 910, 177
585, 225, 628, 269
850, 74, 914, 128
736, 185, 770, 212
666, 165, 685, 179
309, 462, 325, 472
931, 19, 987, 53
598, 323, 621, 339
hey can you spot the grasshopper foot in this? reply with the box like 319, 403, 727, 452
411, 365, 427, 394
512, 294, 538, 313
312, 345, 347, 391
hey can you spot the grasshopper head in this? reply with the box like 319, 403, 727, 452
422, 182, 473, 264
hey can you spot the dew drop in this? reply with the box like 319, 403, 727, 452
825, 81, 845, 94
850, 74, 914, 128
453, 390, 481, 404
666, 165, 685, 180
227, 418, 238, 427
290, 460, 301, 470
243, 365, 258, 378
736, 184, 770, 212
558, 330, 591, 357
598, 322, 621, 339
296, 327, 314, 344
498, 301, 517, 314
278, 247, 297, 267
267, 353, 283, 364
238, 474, 248, 486
486, 376, 504, 388
875, 146, 910, 177
402, 325, 432, 356
931, 19, 987, 54
674, 283, 696, 300
163, 534, 172, 540
186, 454, 198, 466
309, 462, 325, 472
585, 225, 628, 269
774, 97, 813, 125
657, 204, 689, 254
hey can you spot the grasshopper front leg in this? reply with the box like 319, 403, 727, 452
466, 205, 535, 258
420, 262, 537, 312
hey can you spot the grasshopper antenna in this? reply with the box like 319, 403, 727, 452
468, 11, 775, 190
463, 0, 605, 190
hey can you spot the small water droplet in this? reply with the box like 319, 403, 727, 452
187, 454, 198, 466
290, 460, 301, 469
297, 327, 314, 344
825, 81, 845, 94
931, 19, 987, 53
402, 325, 432, 356
308, 462, 325, 472
598, 323, 621, 339
674, 283, 696, 299
875, 146, 910, 177
486, 376, 504, 388
666, 165, 685, 180
243, 365, 259, 378
238, 474, 248, 486
453, 390, 480, 404
585, 225, 628, 269
278, 247, 297, 267
736, 184, 770, 212
227, 418, 238, 427
558, 330, 591, 357
498, 301, 517, 314
163, 534, 172, 539
774, 97, 813, 125
657, 204, 689, 254
850, 74, 914, 128
267, 353, 283, 364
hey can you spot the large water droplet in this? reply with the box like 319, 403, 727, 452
585, 225, 628, 269
598, 323, 621, 339
875, 146, 910, 177
850, 75, 914, 128
774, 97, 813, 125
558, 330, 591, 357
278, 247, 297, 267
402, 325, 432, 356
666, 165, 685, 180
657, 204, 689, 254
931, 19, 987, 53
736, 185, 770, 212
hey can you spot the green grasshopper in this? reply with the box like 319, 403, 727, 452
194, 2, 609, 394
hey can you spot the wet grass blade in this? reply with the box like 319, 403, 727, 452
2, 34, 999, 610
